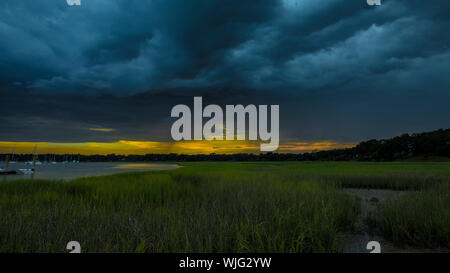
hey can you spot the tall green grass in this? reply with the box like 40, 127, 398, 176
0, 166, 358, 253
371, 184, 450, 248
0, 161, 448, 252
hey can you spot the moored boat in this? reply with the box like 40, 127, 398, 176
0, 170, 18, 175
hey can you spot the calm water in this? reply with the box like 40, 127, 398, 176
0, 162, 179, 181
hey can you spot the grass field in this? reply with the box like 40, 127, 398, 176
0, 162, 448, 252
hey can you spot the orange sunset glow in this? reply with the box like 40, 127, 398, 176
0, 140, 356, 155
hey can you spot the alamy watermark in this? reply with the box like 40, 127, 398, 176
367, 0, 381, 6
366, 241, 381, 253
67, 0, 81, 6
65, 240, 380, 253
66, 241, 81, 253
170, 97, 279, 152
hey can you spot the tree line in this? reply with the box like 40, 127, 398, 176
1, 128, 449, 162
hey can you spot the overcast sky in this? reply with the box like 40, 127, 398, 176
0, 0, 449, 145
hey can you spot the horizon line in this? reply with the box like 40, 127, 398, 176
0, 140, 356, 155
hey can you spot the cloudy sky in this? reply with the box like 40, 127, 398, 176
0, 0, 449, 154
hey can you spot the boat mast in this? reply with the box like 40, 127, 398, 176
32, 144, 37, 168
11, 144, 16, 161
4, 155, 10, 171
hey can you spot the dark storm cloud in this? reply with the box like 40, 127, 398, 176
0, 0, 281, 93
1, 0, 449, 93
0, 87, 283, 142
1, 0, 449, 143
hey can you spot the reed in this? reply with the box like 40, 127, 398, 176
0, 161, 448, 252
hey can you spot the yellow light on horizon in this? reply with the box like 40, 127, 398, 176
89, 128, 115, 132
0, 140, 356, 155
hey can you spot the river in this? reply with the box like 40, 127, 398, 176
0, 162, 179, 181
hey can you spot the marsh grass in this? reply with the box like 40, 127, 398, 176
370, 184, 450, 248
0, 161, 448, 252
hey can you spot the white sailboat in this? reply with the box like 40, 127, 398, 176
1, 154, 18, 175
20, 144, 39, 174
51, 155, 57, 164
25, 145, 42, 166
9, 144, 17, 164
1, 145, 39, 175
